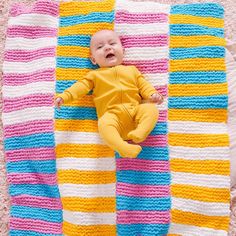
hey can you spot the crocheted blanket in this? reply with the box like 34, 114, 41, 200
2, 0, 230, 235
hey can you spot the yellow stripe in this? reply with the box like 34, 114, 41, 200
171, 184, 230, 203
58, 170, 116, 184
170, 14, 224, 28
170, 58, 225, 72
169, 133, 229, 147
170, 36, 226, 48
57, 46, 90, 58
171, 159, 230, 175
60, 0, 115, 17
63, 221, 116, 236
55, 119, 98, 132
168, 109, 227, 122
168, 83, 228, 96
56, 68, 90, 80
59, 23, 113, 36
172, 209, 229, 231
56, 144, 114, 158
62, 197, 115, 212
56, 95, 95, 107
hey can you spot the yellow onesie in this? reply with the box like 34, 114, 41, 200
58, 65, 159, 158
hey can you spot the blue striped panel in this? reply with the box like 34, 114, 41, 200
10, 230, 63, 236
150, 122, 167, 135
58, 35, 91, 47
7, 160, 56, 174
57, 57, 96, 69
60, 11, 114, 27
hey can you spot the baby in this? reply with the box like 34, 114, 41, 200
55, 30, 163, 158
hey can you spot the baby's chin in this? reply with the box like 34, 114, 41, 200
99, 60, 121, 68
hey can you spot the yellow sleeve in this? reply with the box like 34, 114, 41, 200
57, 72, 94, 103
133, 66, 157, 100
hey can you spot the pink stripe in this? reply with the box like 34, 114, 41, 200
117, 182, 170, 197
3, 94, 54, 113
159, 110, 167, 122
3, 69, 55, 86
11, 195, 62, 210
115, 11, 168, 24
155, 85, 167, 97
4, 120, 54, 138
139, 134, 167, 147
120, 34, 168, 48
116, 159, 169, 172
10, 217, 62, 234
123, 59, 168, 74
7, 26, 57, 38
118, 210, 170, 224
4, 47, 55, 62
8, 173, 57, 185
5, 147, 55, 162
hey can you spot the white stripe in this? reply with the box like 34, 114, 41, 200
116, 0, 170, 14
57, 158, 115, 171
172, 197, 230, 217
124, 47, 169, 60
3, 82, 55, 98
59, 183, 115, 197
8, 14, 58, 28
169, 223, 227, 236
3, 57, 56, 73
2, 107, 54, 125
5, 37, 57, 50
144, 73, 168, 86
63, 210, 116, 225
169, 121, 228, 134
170, 146, 230, 160
115, 23, 168, 36
55, 131, 104, 144
172, 172, 230, 188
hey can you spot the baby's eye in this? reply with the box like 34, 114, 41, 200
97, 45, 102, 49
110, 42, 116, 45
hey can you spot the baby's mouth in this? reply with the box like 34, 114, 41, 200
106, 53, 115, 59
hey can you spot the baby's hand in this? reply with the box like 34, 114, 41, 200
150, 93, 164, 104
55, 97, 64, 109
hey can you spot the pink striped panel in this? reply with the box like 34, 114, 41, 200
158, 110, 167, 122
155, 85, 167, 97
138, 134, 167, 147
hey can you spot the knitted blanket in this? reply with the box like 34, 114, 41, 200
2, 0, 230, 235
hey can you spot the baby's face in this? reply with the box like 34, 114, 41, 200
90, 30, 124, 68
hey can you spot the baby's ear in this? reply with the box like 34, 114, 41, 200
90, 56, 97, 65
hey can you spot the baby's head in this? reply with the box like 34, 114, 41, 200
90, 30, 124, 68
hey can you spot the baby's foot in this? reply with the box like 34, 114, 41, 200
127, 130, 147, 143
119, 144, 142, 158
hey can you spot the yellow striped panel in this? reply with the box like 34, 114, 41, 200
171, 184, 230, 203
170, 58, 225, 72
58, 170, 116, 184
57, 46, 90, 58
63, 221, 116, 236
62, 197, 115, 212
168, 109, 227, 122
56, 68, 91, 81
60, 0, 115, 17
168, 83, 228, 97
171, 159, 230, 175
170, 35, 225, 48
171, 209, 229, 231
170, 14, 224, 28
55, 120, 98, 132
59, 23, 113, 36
56, 144, 114, 158
169, 133, 229, 147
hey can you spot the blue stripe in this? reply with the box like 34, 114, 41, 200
117, 224, 169, 236
117, 196, 171, 211
58, 35, 91, 47
7, 160, 56, 174
60, 11, 114, 27
150, 122, 167, 135
10, 230, 63, 236
4, 133, 55, 151
170, 24, 224, 38
11, 205, 62, 223
170, 46, 225, 59
116, 171, 170, 185
56, 80, 77, 92
169, 71, 226, 84
171, 3, 224, 18
55, 107, 97, 120
10, 184, 60, 198
168, 95, 228, 109
57, 57, 96, 69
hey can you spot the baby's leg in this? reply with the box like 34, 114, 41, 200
98, 112, 142, 158
128, 103, 158, 143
